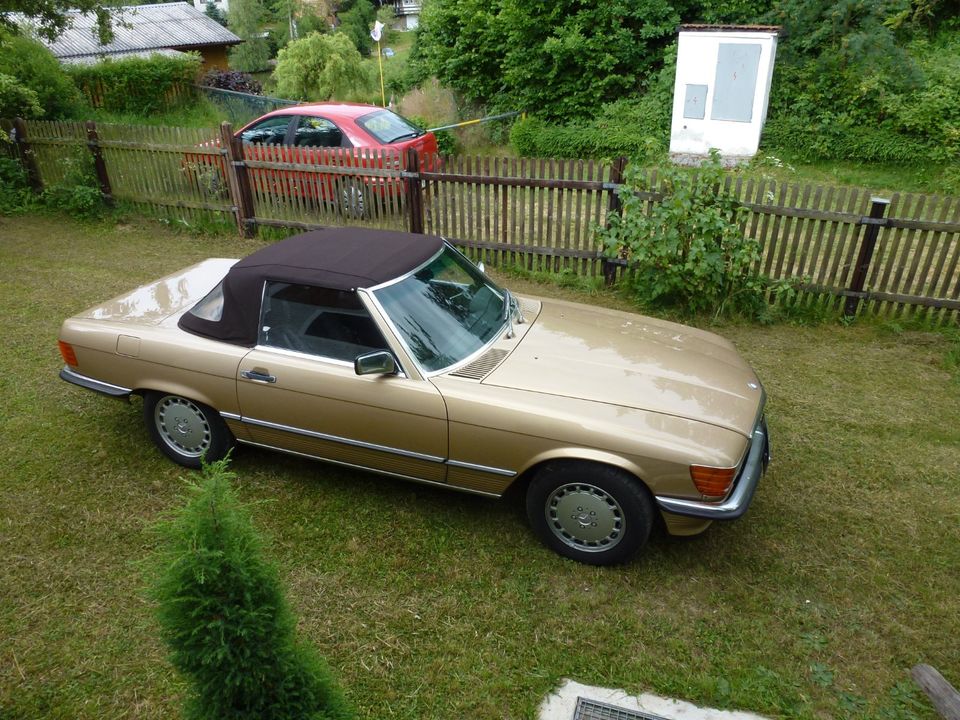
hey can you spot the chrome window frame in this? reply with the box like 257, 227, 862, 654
365, 242, 510, 378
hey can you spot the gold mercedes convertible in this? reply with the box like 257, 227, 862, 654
58, 228, 769, 565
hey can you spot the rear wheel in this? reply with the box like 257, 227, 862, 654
526, 462, 654, 565
144, 392, 234, 469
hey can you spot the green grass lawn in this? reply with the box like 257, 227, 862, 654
1, 213, 958, 720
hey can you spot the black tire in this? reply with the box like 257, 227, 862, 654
525, 461, 654, 566
143, 392, 234, 469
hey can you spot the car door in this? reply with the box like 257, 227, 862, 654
235, 280, 449, 483
289, 115, 354, 204
238, 114, 297, 199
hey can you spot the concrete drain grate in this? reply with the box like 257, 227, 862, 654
574, 697, 673, 720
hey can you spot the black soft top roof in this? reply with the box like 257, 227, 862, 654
179, 227, 444, 347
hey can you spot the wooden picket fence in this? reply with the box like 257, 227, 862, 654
6, 118, 960, 324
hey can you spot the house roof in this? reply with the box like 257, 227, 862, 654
36, 2, 241, 61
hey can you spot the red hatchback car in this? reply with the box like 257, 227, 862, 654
235, 103, 439, 216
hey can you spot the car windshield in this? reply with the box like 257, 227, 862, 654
356, 109, 424, 144
373, 246, 507, 373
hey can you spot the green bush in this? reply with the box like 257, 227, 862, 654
149, 458, 352, 720
0, 73, 42, 120
596, 151, 765, 317
0, 155, 37, 214
508, 44, 674, 160
39, 151, 104, 219
0, 31, 83, 118
66, 55, 201, 116
510, 96, 670, 160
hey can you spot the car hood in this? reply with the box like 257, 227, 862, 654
482, 299, 763, 437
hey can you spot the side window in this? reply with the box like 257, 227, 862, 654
259, 282, 391, 363
294, 116, 346, 148
239, 116, 292, 145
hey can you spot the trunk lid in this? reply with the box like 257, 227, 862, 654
78, 259, 235, 326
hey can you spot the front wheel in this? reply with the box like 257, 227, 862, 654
144, 392, 234, 469
526, 462, 654, 565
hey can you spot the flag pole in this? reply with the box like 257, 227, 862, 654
378, 39, 385, 107
371, 21, 386, 107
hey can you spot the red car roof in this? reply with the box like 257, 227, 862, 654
263, 102, 386, 121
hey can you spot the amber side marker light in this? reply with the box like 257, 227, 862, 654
58, 340, 78, 368
690, 465, 737, 498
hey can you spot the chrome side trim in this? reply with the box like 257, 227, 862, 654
236, 439, 501, 498
60, 366, 132, 398
220, 411, 241, 421
446, 459, 516, 477
239, 415, 446, 464
655, 416, 769, 521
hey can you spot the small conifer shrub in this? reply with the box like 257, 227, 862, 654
149, 458, 352, 720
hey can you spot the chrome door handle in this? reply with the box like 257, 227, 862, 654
241, 369, 277, 383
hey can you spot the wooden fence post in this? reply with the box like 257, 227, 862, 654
843, 196, 890, 317
12, 117, 43, 193
84, 121, 113, 206
912, 665, 960, 720
601, 156, 628, 285
406, 147, 424, 234
219, 121, 257, 238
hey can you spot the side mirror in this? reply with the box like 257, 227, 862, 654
354, 350, 397, 376
477, 261, 485, 274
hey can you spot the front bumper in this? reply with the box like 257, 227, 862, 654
655, 416, 770, 521
60, 366, 132, 399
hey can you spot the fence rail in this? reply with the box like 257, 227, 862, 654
5, 117, 959, 324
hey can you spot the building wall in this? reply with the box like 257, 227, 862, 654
196, 45, 232, 70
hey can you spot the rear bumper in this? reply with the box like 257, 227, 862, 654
655, 416, 770, 521
60, 366, 132, 399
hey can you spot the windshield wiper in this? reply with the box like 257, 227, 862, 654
502, 288, 524, 338
389, 132, 421, 142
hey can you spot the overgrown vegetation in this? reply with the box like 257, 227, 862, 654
149, 458, 352, 720
597, 151, 770, 317
67, 55, 201, 115
0, 30, 83, 119
413, 0, 960, 166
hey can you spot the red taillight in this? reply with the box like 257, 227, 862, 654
690, 465, 737, 498
58, 340, 78, 368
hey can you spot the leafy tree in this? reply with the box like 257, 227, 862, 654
0, 31, 82, 118
149, 458, 352, 720
416, 0, 684, 119
0, 0, 113, 43
499, 0, 682, 119
336, 0, 375, 56
204, 1, 228, 27
228, 0, 272, 72
273, 31, 367, 100
415, 0, 506, 106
